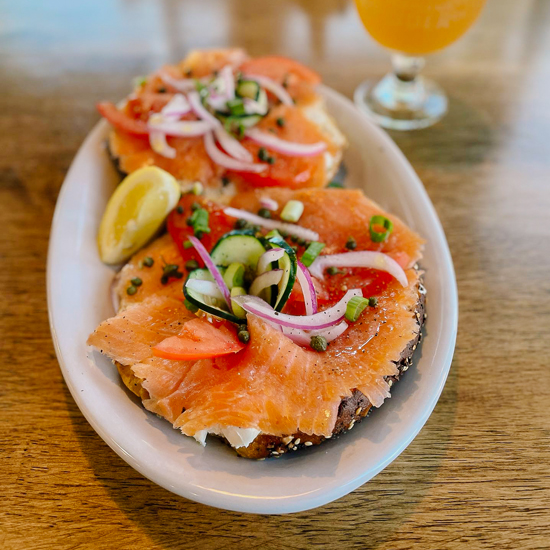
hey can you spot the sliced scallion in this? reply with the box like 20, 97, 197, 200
345, 296, 369, 322
301, 241, 325, 267
280, 200, 304, 223
369, 215, 393, 243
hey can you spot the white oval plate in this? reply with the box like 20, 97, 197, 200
48, 85, 457, 515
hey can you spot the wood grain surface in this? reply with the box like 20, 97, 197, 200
2, 0, 550, 548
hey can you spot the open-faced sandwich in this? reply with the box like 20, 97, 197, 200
98, 49, 346, 195
87, 168, 426, 458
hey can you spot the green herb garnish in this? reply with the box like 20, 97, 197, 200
369, 215, 393, 242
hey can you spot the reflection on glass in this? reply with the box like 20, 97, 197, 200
354, 0, 486, 130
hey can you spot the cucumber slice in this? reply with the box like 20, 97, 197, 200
210, 231, 267, 271
266, 236, 297, 311
223, 262, 245, 289
237, 80, 261, 100
183, 268, 242, 323
230, 287, 247, 319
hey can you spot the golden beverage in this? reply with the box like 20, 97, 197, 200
354, 0, 486, 55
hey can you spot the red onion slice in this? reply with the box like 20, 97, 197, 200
309, 251, 408, 287
188, 236, 233, 312
259, 197, 279, 211
214, 126, 254, 163
159, 72, 198, 92
160, 93, 191, 118
185, 279, 224, 300
147, 116, 213, 137
188, 90, 221, 128
204, 132, 268, 173
220, 65, 235, 101
149, 131, 176, 159
282, 320, 348, 347
296, 260, 317, 315
249, 269, 283, 297
242, 73, 294, 106
232, 289, 362, 330
245, 128, 327, 157
223, 207, 319, 241
257, 248, 284, 274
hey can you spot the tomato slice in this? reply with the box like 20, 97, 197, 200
166, 195, 235, 261
153, 318, 244, 361
97, 101, 149, 135
239, 56, 321, 86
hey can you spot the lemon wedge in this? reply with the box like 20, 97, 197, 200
98, 166, 181, 264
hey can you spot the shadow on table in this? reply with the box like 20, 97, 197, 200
64, 353, 459, 550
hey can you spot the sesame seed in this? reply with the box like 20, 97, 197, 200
412, 344, 417, 350
325, 434, 332, 439
292, 446, 298, 451
271, 451, 279, 456
348, 420, 355, 430
304, 441, 313, 446
355, 407, 362, 416
402, 365, 409, 372
294, 438, 301, 445
388, 379, 394, 387
282, 436, 293, 445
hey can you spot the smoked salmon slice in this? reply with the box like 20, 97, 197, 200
89, 188, 425, 446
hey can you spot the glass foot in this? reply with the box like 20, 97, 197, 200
354, 73, 448, 131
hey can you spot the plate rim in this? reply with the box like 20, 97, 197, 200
47, 84, 458, 514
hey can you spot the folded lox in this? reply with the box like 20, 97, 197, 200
88, 187, 426, 458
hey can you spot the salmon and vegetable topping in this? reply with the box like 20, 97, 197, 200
88, 185, 425, 458
100, 49, 345, 191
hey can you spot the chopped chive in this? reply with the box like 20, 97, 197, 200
130, 277, 142, 287
158, 86, 167, 93
235, 218, 247, 229
142, 256, 154, 267
183, 240, 193, 249
290, 234, 299, 243
301, 241, 325, 267
126, 285, 137, 295
258, 147, 269, 162
368, 297, 378, 307
276, 117, 285, 128
191, 201, 201, 211
327, 181, 344, 189
345, 236, 357, 250
189, 207, 211, 237
176, 205, 184, 214
222, 176, 231, 187
310, 335, 327, 352
280, 200, 304, 223
327, 266, 343, 276
297, 237, 307, 246
267, 156, 276, 165
345, 296, 369, 322
369, 215, 394, 243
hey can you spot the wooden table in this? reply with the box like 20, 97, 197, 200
2, 0, 549, 548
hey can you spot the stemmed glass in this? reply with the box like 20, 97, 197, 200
354, 0, 487, 130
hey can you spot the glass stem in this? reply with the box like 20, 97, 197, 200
391, 54, 425, 82
387, 54, 427, 109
